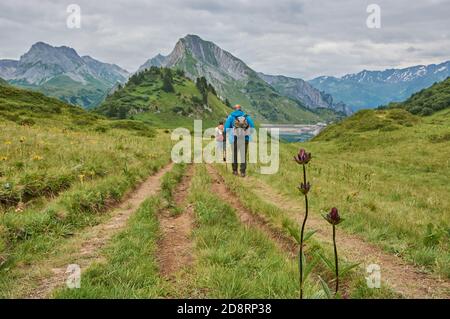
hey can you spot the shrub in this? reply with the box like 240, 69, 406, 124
18, 118, 35, 126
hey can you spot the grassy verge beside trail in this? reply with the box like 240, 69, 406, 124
215, 164, 399, 298
54, 164, 187, 298
247, 109, 450, 278
183, 165, 321, 298
0, 133, 173, 298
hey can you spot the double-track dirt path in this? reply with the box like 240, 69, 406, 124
23, 163, 174, 299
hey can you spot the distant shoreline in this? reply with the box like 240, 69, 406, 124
261, 123, 327, 138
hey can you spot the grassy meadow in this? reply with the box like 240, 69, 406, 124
0, 75, 448, 298
0, 85, 173, 296
246, 108, 450, 278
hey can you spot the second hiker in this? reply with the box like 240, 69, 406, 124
224, 104, 255, 177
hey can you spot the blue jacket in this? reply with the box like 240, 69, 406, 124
224, 110, 255, 143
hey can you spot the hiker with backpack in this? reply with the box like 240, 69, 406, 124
224, 104, 255, 177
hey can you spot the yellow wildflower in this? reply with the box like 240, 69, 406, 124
0, 156, 7, 161
32, 155, 43, 161
4, 141, 11, 145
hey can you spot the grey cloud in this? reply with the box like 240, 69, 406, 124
0, 0, 448, 79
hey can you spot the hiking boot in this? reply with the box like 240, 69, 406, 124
240, 172, 246, 177
233, 171, 238, 176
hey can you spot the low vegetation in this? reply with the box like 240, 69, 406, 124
96, 67, 231, 129
387, 77, 450, 116
0, 86, 172, 295
248, 108, 450, 278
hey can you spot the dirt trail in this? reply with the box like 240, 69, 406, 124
235, 174, 450, 299
206, 165, 297, 259
24, 162, 174, 299
157, 165, 195, 279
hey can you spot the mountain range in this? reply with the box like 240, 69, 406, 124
0, 42, 129, 108
309, 61, 450, 110
257, 73, 351, 115
387, 76, 450, 116
1, 35, 448, 123
138, 34, 344, 123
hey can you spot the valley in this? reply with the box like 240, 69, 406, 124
0, 34, 449, 300
1, 74, 449, 298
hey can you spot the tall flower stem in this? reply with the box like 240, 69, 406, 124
324, 207, 343, 297
299, 163, 308, 299
294, 148, 311, 299
332, 224, 339, 294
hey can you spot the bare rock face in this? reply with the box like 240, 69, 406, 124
0, 60, 18, 80
82, 55, 130, 85
258, 73, 352, 115
139, 35, 251, 81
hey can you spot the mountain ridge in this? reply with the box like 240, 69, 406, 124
309, 60, 450, 110
0, 42, 130, 108
257, 72, 351, 115
138, 34, 342, 124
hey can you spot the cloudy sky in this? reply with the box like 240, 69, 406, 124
0, 0, 449, 79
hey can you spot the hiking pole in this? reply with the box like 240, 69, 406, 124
223, 133, 227, 171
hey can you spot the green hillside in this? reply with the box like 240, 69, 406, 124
0, 83, 156, 136
0, 84, 172, 290
314, 108, 420, 142
173, 51, 331, 123
224, 72, 340, 123
1, 72, 449, 298
141, 35, 343, 124
316, 77, 450, 142
387, 77, 450, 115
96, 67, 232, 128
9, 74, 111, 109
246, 107, 450, 279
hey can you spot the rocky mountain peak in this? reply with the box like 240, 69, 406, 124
137, 35, 345, 123
0, 42, 129, 108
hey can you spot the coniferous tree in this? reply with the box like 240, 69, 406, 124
175, 69, 185, 77
162, 69, 175, 93
196, 76, 208, 104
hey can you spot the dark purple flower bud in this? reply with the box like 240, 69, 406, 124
298, 182, 311, 195
323, 207, 344, 225
294, 148, 312, 165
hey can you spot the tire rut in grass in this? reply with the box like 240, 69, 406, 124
206, 165, 297, 259
240, 175, 450, 299
157, 165, 195, 279
24, 162, 174, 299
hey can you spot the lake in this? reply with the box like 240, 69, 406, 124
261, 123, 327, 143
